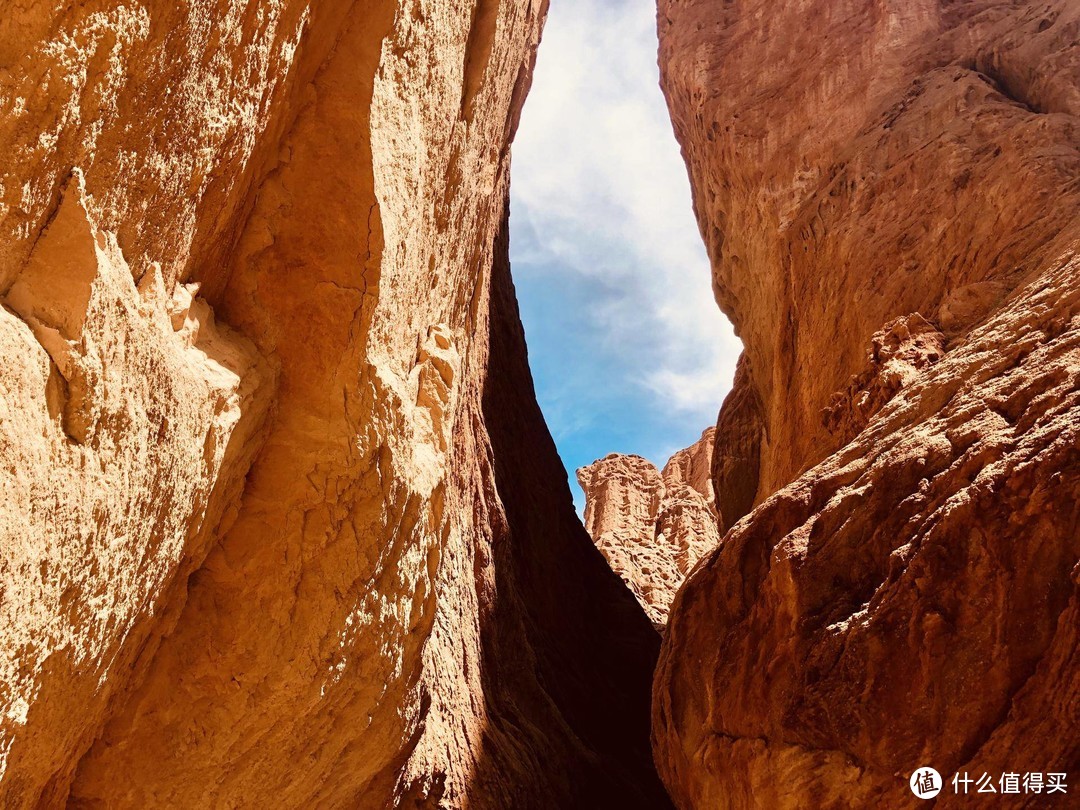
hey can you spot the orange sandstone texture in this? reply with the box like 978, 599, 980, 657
578, 429, 720, 629
0, 2, 669, 807
654, 1, 1080, 807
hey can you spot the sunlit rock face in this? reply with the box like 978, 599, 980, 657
654, 0, 1080, 807
578, 429, 720, 629
0, 2, 670, 807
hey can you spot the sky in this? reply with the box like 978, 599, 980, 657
509, 0, 743, 511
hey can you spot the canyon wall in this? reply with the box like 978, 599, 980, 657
655, 0, 1080, 807
0, 2, 669, 807
578, 429, 719, 629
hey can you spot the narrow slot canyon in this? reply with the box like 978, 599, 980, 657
509, 0, 734, 637
0, 2, 1078, 809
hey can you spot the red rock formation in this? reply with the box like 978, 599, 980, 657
0, 2, 670, 807
822, 314, 946, 445
578, 429, 720, 629
654, 1, 1080, 807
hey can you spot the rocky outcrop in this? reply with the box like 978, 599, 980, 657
822, 314, 946, 445
578, 429, 720, 629
655, 1, 1080, 807
0, 2, 669, 808
0, 168, 273, 807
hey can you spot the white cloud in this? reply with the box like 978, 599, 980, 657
510, 0, 742, 427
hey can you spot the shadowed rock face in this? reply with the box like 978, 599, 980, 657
655, 1, 1080, 807
0, 2, 670, 807
578, 430, 720, 629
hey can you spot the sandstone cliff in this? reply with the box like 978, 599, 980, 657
654, 1, 1080, 807
0, 2, 669, 807
578, 429, 719, 629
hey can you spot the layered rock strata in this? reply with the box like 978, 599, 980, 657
0, 2, 669, 807
578, 429, 720, 629
655, 1, 1080, 807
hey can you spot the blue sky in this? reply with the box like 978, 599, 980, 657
509, 0, 742, 510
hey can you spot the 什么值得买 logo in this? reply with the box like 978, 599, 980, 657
910, 767, 942, 799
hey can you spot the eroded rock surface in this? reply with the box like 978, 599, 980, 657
655, 1, 1080, 807
578, 429, 720, 629
0, 168, 272, 807
0, 2, 669, 807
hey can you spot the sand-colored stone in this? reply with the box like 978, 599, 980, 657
0, 2, 669, 807
654, 1, 1080, 807
578, 429, 720, 629
0, 168, 272, 807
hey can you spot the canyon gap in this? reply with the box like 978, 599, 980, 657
0, 2, 669, 807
